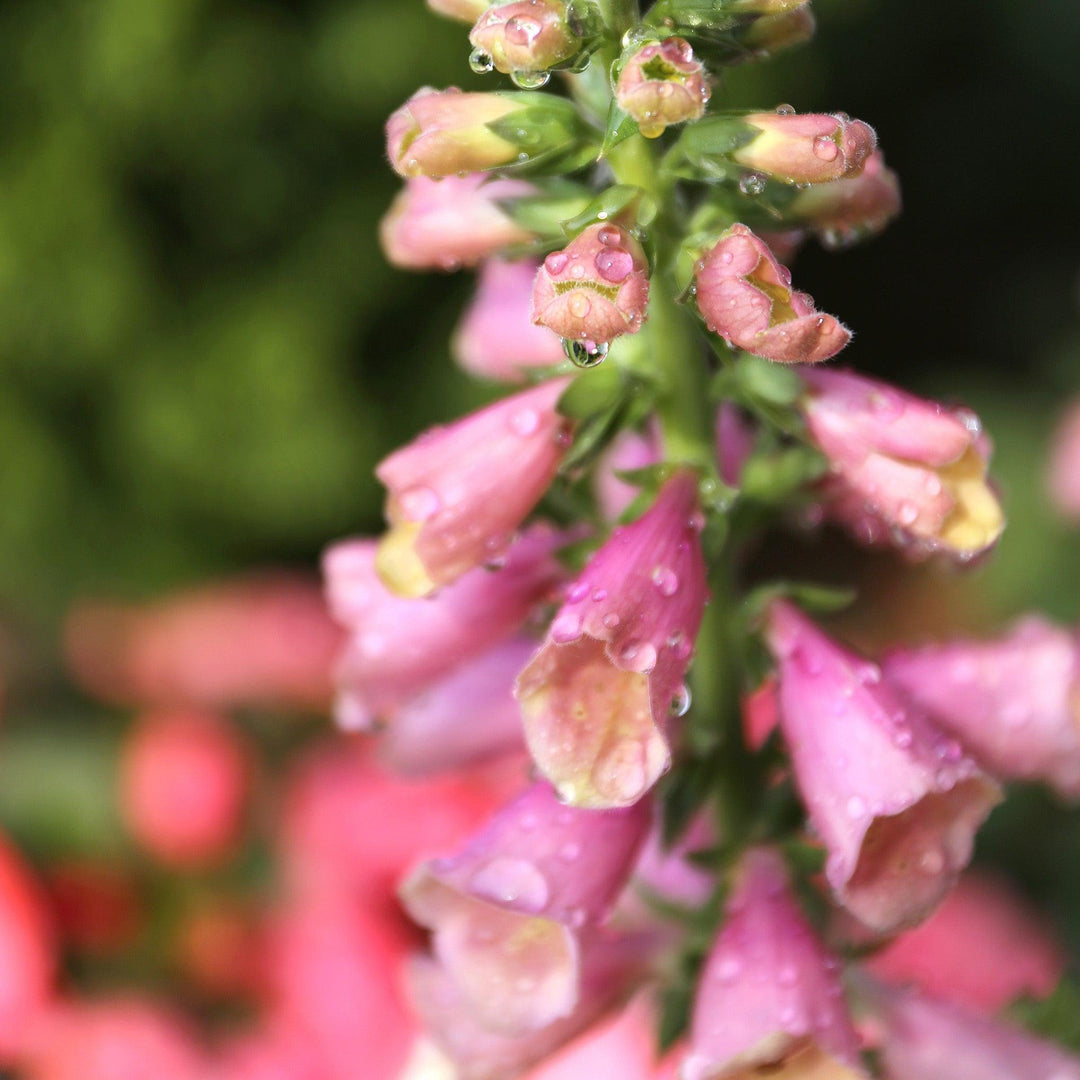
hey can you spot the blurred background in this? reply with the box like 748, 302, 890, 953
1, 0, 1079, 1064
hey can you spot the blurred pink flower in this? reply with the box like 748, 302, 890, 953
1047, 398, 1080, 520
593, 428, 659, 522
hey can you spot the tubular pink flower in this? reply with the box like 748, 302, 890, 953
766, 601, 1002, 934
615, 37, 711, 139
428, 0, 492, 21
516, 472, 708, 808
374, 378, 571, 597
872, 983, 1080, 1080
594, 427, 660, 521
470, 0, 579, 76
405, 933, 652, 1080
323, 525, 563, 730
865, 870, 1064, 1014
684, 848, 865, 1080
716, 402, 754, 487
800, 368, 1005, 559
400, 780, 652, 1036
380, 176, 536, 272
1047, 398, 1080, 521
733, 112, 876, 185
379, 636, 535, 776
387, 88, 523, 178
695, 224, 850, 364
788, 150, 902, 248
531, 223, 650, 346
882, 617, 1080, 799
453, 259, 567, 382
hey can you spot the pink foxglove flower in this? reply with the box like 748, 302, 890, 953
684, 848, 866, 1080
453, 259, 567, 382
469, 0, 579, 76
715, 402, 754, 487
733, 112, 876, 185
865, 870, 1064, 1014
379, 636, 534, 776
380, 176, 536, 271
428, 0, 491, 21
694, 224, 850, 363
323, 525, 563, 730
800, 368, 1004, 559
405, 932, 652, 1080
531, 223, 650, 346
1046, 398, 1080, 520
375, 378, 571, 597
594, 427, 659, 521
872, 983, 1080, 1080
400, 781, 651, 1035
516, 472, 707, 808
883, 617, 1080, 799
766, 601, 1001, 934
615, 38, 710, 139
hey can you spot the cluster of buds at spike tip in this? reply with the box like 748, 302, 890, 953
733, 111, 876, 185
694, 224, 851, 363
799, 368, 1005, 560
374, 377, 572, 597
615, 37, 710, 139
400, 780, 651, 1036
469, 0, 580, 82
531, 222, 650, 358
684, 848, 866, 1080
766, 601, 1001, 934
515, 471, 707, 808
386, 87, 587, 178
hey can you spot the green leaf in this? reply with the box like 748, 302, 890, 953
735, 354, 803, 407
560, 184, 657, 237
600, 100, 641, 157
1010, 979, 1080, 1052
742, 580, 857, 623
498, 184, 595, 237
738, 445, 828, 503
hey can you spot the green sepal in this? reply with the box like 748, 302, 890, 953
742, 580, 857, 624
497, 181, 595, 238
486, 96, 600, 176
560, 184, 657, 237
733, 354, 803, 408
1009, 978, 1080, 1052
600, 99, 641, 157
557, 366, 653, 476
738, 444, 828, 504
664, 116, 760, 181
644, 0, 743, 33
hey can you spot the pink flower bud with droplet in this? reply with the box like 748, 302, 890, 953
322, 525, 564, 731
739, 7, 816, 55
454, 259, 567, 381
400, 781, 652, 1036
374, 378, 572, 597
470, 0, 579, 76
428, 0, 492, 22
800, 368, 1004, 559
380, 175, 536, 272
684, 848, 866, 1080
766, 601, 1001, 934
865, 870, 1064, 1014
788, 149, 902, 247
871, 983, 1080, 1080
695, 224, 850, 363
615, 37, 711, 139
733, 111, 876, 184
119, 710, 252, 869
531, 223, 650, 346
882, 617, 1080, 799
1046, 398, 1080, 520
516, 471, 707, 808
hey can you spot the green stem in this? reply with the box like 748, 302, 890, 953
595, 0, 638, 42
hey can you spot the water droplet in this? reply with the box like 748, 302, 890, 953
559, 841, 582, 862
893, 728, 913, 749
595, 247, 633, 283
591, 588, 608, 602
618, 639, 657, 673
670, 684, 691, 717
778, 964, 797, 986
545, 251, 569, 275
566, 581, 590, 603
551, 611, 583, 643
812, 135, 839, 161
568, 293, 592, 319
468, 47, 494, 74
846, 795, 868, 819
918, 848, 945, 875
596, 226, 622, 247
505, 15, 542, 44
602, 612, 620, 630
775, 103, 796, 115
562, 338, 608, 367
510, 68, 550, 89
897, 502, 919, 526
738, 172, 767, 196
954, 407, 982, 436
470, 857, 550, 912
651, 565, 679, 596
667, 630, 693, 660
715, 956, 742, 983
509, 408, 540, 436
399, 485, 441, 520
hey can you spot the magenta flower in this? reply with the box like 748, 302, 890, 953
516, 471, 707, 808
1046, 398, 1080, 521
684, 848, 865, 1080
872, 983, 1080, 1080
766, 601, 1001, 933
733, 112, 876, 185
615, 37, 711, 139
380, 175, 536, 272
715, 402, 754, 487
374, 377, 571, 597
801, 368, 1004, 559
593, 427, 660, 521
400, 780, 651, 1035
883, 617, 1080, 800
469, 0, 579, 76
454, 259, 567, 382
323, 524, 563, 730
531, 223, 650, 346
694, 224, 851, 363
379, 636, 535, 776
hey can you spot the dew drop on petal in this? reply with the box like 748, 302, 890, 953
468, 47, 494, 74
602, 612, 621, 630
470, 857, 550, 912
562, 338, 608, 367
595, 247, 634, 283
509, 408, 540, 436
545, 251, 569, 275
566, 580, 590, 603
568, 293, 592, 319
670, 684, 692, 717
510, 69, 550, 89
596, 226, 622, 247
812, 135, 839, 161
505, 15, 542, 44
775, 103, 796, 115
846, 795, 867, 819
738, 172, 767, 196
399, 485, 442, 520
550, 611, 584, 643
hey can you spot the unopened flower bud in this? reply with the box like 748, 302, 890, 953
727, 0, 810, 12
470, 0, 579, 76
531, 223, 650, 346
615, 37, 710, 139
694, 223, 850, 363
380, 175, 537, 271
429, 0, 492, 21
387, 87, 587, 179
739, 6, 816, 55
733, 111, 876, 184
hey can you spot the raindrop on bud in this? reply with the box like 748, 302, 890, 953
468, 47, 494, 74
